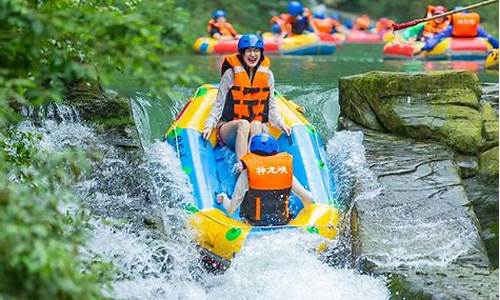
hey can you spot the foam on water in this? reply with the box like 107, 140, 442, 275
205, 232, 389, 300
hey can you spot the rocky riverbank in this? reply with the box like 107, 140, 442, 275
338, 71, 499, 299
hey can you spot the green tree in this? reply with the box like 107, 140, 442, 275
0, 0, 199, 298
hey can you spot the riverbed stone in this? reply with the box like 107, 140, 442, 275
339, 71, 484, 154
340, 119, 495, 298
464, 175, 499, 269
480, 102, 499, 151
479, 146, 499, 177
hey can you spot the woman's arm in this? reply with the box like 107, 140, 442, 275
291, 176, 314, 206
203, 69, 233, 138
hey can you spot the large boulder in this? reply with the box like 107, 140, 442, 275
338, 119, 496, 298
339, 71, 483, 154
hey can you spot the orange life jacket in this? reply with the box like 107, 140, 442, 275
452, 13, 480, 37
221, 54, 271, 122
312, 18, 334, 34
354, 15, 371, 30
423, 18, 450, 36
375, 18, 394, 33
207, 19, 238, 38
240, 152, 293, 226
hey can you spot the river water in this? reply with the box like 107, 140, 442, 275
24, 44, 498, 299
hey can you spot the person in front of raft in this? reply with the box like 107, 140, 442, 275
418, 8, 499, 53
217, 133, 314, 226
202, 34, 291, 173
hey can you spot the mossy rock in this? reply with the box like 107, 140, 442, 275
339, 71, 483, 154
479, 146, 499, 177
480, 102, 499, 150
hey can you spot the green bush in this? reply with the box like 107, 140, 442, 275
0, 130, 112, 299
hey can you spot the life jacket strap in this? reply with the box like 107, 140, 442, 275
255, 197, 261, 221
233, 99, 267, 105
231, 86, 271, 94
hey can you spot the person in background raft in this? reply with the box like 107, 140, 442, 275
353, 14, 372, 31
203, 35, 291, 173
420, 8, 499, 53
217, 133, 314, 226
375, 17, 394, 34
422, 6, 450, 39
207, 9, 239, 40
270, 1, 318, 38
311, 11, 348, 35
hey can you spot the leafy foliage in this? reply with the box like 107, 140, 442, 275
0, 129, 112, 299
0, 0, 195, 127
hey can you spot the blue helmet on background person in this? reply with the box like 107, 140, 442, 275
271, 23, 282, 34
213, 9, 226, 19
238, 34, 264, 52
250, 134, 279, 155
343, 19, 353, 29
330, 12, 341, 21
288, 1, 304, 17
313, 11, 326, 19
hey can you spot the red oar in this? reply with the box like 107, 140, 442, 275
392, 0, 498, 31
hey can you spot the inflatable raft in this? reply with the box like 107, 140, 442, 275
384, 37, 494, 60
345, 29, 383, 44
194, 33, 336, 55
485, 49, 499, 69
165, 84, 341, 269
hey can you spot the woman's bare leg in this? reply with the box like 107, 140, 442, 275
218, 119, 250, 161
249, 120, 265, 137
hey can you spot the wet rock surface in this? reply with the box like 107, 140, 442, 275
341, 119, 498, 299
338, 75, 499, 298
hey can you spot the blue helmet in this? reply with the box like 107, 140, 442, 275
330, 12, 341, 21
213, 9, 226, 19
271, 23, 282, 34
313, 11, 326, 19
238, 34, 264, 52
250, 133, 279, 155
454, 6, 469, 13
343, 19, 353, 29
288, 1, 304, 17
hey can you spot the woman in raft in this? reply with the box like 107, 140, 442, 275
202, 34, 291, 173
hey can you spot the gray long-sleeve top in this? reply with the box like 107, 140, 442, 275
203, 68, 286, 130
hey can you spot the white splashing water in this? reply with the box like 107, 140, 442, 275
205, 232, 389, 300
327, 130, 382, 208
18, 112, 390, 299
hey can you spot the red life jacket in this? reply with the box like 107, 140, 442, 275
221, 54, 271, 122
452, 13, 480, 37
240, 152, 293, 226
